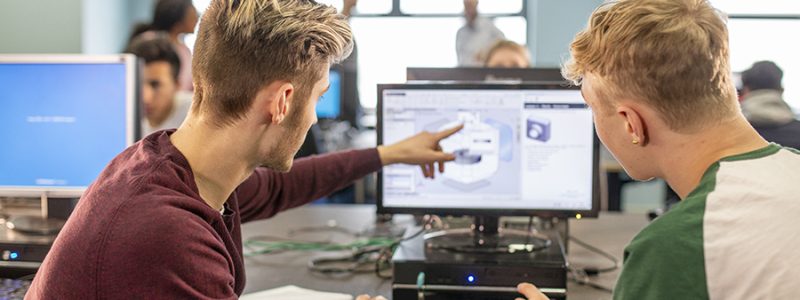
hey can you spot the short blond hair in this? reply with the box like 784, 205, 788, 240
484, 40, 531, 67
563, 0, 738, 132
193, 0, 353, 125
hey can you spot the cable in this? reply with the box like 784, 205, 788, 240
565, 235, 619, 294
568, 235, 619, 275
568, 267, 614, 293
524, 215, 534, 249
244, 215, 436, 278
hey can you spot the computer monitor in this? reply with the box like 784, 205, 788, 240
406, 67, 566, 84
378, 83, 599, 219
0, 55, 138, 198
316, 69, 342, 119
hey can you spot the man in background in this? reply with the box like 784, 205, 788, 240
740, 61, 800, 149
125, 34, 193, 136
456, 0, 505, 66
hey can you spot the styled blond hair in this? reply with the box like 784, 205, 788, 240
563, 0, 738, 132
193, 0, 353, 125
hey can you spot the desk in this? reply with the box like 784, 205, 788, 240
242, 205, 649, 299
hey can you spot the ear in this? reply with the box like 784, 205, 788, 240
617, 105, 648, 146
267, 82, 294, 125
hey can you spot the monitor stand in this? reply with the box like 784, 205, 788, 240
424, 216, 551, 254
4, 193, 73, 236
6, 216, 65, 236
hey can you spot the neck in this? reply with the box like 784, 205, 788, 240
169, 115, 259, 210
657, 117, 769, 199
169, 29, 182, 43
148, 104, 175, 129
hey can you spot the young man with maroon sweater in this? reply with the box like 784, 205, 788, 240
27, 0, 460, 298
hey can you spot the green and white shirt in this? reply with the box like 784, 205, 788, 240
613, 144, 800, 300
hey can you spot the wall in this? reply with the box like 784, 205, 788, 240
0, 0, 154, 54
82, 0, 128, 54
0, 0, 83, 53
527, 0, 603, 68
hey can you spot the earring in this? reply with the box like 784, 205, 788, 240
632, 140, 639, 145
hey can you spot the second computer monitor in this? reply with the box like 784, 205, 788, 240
0, 54, 137, 197
378, 83, 599, 218
316, 69, 342, 119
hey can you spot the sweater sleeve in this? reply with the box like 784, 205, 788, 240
236, 148, 382, 223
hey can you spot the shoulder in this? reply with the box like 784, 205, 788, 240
97, 196, 231, 280
614, 196, 709, 300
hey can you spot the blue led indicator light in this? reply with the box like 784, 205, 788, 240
9, 252, 18, 260
467, 275, 475, 283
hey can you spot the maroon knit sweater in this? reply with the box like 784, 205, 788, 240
27, 130, 382, 299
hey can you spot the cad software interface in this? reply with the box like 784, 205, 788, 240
381, 88, 594, 210
0, 63, 129, 189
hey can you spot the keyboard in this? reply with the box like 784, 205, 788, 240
0, 278, 30, 300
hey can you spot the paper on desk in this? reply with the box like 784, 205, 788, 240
240, 285, 353, 300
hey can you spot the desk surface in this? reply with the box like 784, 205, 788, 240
242, 205, 649, 299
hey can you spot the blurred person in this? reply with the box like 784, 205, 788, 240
516, 0, 800, 299
740, 61, 800, 149
741, 61, 792, 125
484, 39, 531, 68
456, 0, 505, 67
130, 0, 199, 92
29, 0, 462, 298
125, 34, 192, 136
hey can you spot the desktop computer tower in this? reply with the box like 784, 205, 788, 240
392, 227, 567, 300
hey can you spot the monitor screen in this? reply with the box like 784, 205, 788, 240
0, 55, 136, 196
316, 69, 341, 119
378, 83, 598, 217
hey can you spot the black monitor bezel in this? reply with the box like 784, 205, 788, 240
406, 67, 566, 83
377, 82, 600, 218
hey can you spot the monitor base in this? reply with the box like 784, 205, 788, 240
6, 216, 64, 236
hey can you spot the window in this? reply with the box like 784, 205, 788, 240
728, 19, 800, 109
710, 0, 800, 15
316, 0, 392, 15
190, 0, 529, 109
400, 0, 523, 15
352, 16, 527, 108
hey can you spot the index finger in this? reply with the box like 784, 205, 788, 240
518, 283, 549, 300
434, 124, 464, 140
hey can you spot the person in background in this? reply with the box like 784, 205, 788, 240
456, 0, 505, 67
484, 40, 532, 68
514, 0, 800, 299
125, 34, 193, 137
130, 0, 199, 92
740, 61, 800, 149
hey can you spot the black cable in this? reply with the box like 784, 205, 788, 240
569, 267, 614, 293
524, 215, 534, 248
288, 215, 435, 278
568, 235, 619, 275
375, 216, 435, 279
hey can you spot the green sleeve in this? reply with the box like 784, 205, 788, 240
612, 191, 711, 300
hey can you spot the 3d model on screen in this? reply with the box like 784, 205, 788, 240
453, 148, 483, 165
526, 115, 551, 142
435, 112, 501, 186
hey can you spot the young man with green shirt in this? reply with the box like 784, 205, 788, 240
517, 0, 800, 299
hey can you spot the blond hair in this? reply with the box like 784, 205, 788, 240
193, 0, 353, 125
563, 0, 738, 132
484, 40, 531, 67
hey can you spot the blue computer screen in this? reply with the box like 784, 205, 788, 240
316, 70, 341, 119
0, 63, 129, 189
